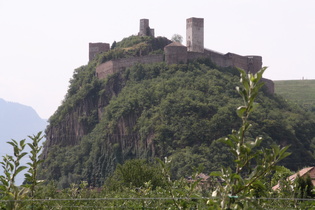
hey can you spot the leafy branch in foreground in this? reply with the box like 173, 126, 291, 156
210, 68, 291, 209
24, 132, 44, 198
0, 139, 28, 209
0, 132, 44, 209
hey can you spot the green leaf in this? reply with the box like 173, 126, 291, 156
236, 106, 247, 118
210, 171, 222, 177
15, 166, 28, 175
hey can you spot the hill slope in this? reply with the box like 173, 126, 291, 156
274, 80, 315, 110
39, 36, 315, 188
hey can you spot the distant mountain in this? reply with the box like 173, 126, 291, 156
0, 98, 47, 141
0, 98, 48, 184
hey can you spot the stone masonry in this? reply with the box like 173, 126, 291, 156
138, 19, 155, 37
186, 17, 204, 53
89, 43, 110, 61
164, 42, 188, 64
96, 55, 163, 79
93, 18, 274, 93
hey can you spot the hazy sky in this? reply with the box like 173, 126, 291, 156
1, 0, 314, 119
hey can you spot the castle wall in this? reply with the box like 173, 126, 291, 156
89, 43, 110, 61
95, 17, 271, 93
247, 56, 262, 74
96, 54, 164, 79
203, 49, 233, 67
187, 51, 205, 61
165, 43, 187, 64
262, 78, 274, 94
226, 53, 262, 74
228, 53, 249, 71
187, 49, 233, 68
96, 61, 114, 79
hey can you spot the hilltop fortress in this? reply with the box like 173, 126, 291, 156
90, 18, 274, 93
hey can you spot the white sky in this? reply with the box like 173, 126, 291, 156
1, 0, 315, 119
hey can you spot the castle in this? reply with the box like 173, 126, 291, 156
89, 18, 274, 93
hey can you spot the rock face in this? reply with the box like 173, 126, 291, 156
45, 95, 99, 147
40, 70, 157, 186
43, 72, 154, 153
42, 73, 126, 156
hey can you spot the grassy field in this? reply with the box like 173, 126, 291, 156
274, 80, 315, 110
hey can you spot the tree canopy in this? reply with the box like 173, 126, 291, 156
39, 36, 315, 188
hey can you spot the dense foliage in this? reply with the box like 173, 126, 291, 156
97, 35, 171, 64
210, 68, 291, 209
40, 35, 315, 190
0, 66, 315, 209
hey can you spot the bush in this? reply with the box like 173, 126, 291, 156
105, 159, 166, 191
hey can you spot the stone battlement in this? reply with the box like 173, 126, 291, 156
91, 18, 274, 93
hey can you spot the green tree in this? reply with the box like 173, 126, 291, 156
270, 166, 293, 187
105, 159, 166, 191
211, 68, 291, 209
294, 174, 314, 198
171, 34, 183, 43
111, 41, 117, 50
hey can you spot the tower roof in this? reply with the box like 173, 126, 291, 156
165, 42, 185, 47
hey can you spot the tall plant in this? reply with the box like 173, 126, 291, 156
0, 139, 28, 209
210, 68, 291, 209
0, 132, 44, 209
24, 132, 44, 198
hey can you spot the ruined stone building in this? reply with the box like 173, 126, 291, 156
90, 17, 274, 93
89, 43, 110, 61
138, 19, 155, 37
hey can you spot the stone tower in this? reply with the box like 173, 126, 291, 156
139, 19, 154, 37
89, 43, 110, 61
164, 42, 187, 65
186, 17, 204, 53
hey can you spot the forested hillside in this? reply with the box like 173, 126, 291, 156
39, 36, 315, 188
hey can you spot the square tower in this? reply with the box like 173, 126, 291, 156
186, 17, 204, 53
139, 19, 149, 36
89, 43, 110, 61
139, 19, 154, 37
